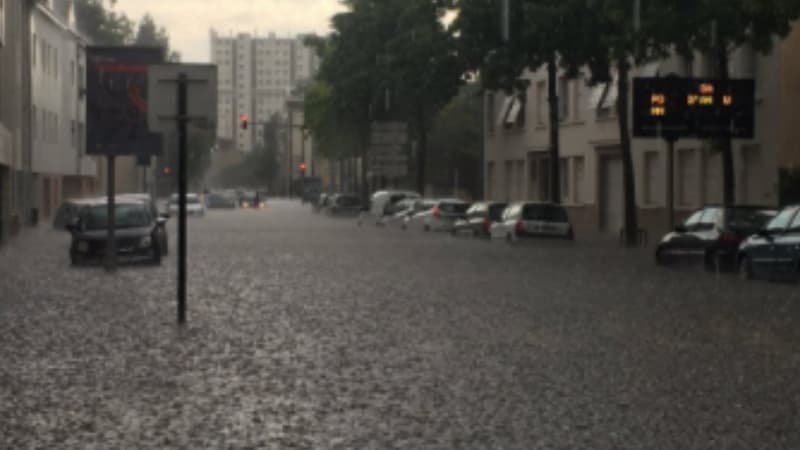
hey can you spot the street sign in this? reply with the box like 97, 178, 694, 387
86, 47, 164, 156
633, 77, 755, 139
147, 64, 218, 133
369, 122, 408, 178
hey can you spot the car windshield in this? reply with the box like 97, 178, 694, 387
766, 207, 800, 231
439, 202, 469, 214
489, 204, 508, 221
84, 204, 151, 230
727, 208, 777, 230
522, 204, 568, 222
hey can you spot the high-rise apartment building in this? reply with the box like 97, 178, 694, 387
210, 30, 319, 153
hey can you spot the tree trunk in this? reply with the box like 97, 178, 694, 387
416, 121, 428, 196
716, 45, 735, 207
547, 54, 561, 204
617, 60, 639, 247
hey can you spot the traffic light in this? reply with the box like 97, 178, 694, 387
239, 114, 249, 130
298, 162, 307, 175
162, 165, 172, 176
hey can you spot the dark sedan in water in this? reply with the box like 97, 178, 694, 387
738, 205, 800, 281
67, 200, 168, 266
655, 205, 777, 270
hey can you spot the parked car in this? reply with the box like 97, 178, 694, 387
367, 190, 421, 225
404, 199, 469, 232
323, 193, 361, 216
738, 205, 800, 281
655, 205, 778, 269
67, 199, 168, 265
452, 201, 508, 238
53, 198, 95, 230
400, 199, 438, 230
490, 202, 573, 242
379, 198, 417, 228
206, 192, 238, 209
169, 193, 206, 216
119, 193, 169, 256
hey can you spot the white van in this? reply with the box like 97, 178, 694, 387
363, 190, 421, 226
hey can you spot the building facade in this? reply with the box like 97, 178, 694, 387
484, 29, 800, 242
0, 0, 36, 244
209, 30, 319, 154
30, 0, 96, 222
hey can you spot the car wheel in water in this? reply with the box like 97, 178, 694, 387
70, 251, 80, 266
738, 256, 753, 281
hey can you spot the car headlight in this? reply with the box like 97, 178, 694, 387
77, 241, 89, 253
139, 236, 152, 248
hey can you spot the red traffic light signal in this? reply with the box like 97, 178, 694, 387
162, 166, 172, 176
298, 162, 307, 174
239, 114, 249, 130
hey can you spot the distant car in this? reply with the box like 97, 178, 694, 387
206, 192, 238, 209
400, 199, 438, 230
452, 201, 508, 238
239, 191, 265, 209
67, 199, 167, 265
490, 202, 573, 242
404, 199, 469, 232
655, 205, 778, 270
327, 193, 362, 216
368, 190, 421, 225
169, 193, 206, 216
738, 205, 800, 281
53, 198, 95, 230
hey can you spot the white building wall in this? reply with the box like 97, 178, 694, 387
30, 3, 92, 177
210, 30, 319, 153
485, 46, 783, 237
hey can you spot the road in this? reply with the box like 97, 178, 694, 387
1, 199, 799, 449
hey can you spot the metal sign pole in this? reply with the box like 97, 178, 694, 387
177, 73, 188, 325
104, 155, 117, 272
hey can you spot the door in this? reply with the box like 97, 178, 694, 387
600, 155, 623, 233
771, 209, 800, 277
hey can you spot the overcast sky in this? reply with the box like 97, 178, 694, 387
113, 0, 347, 62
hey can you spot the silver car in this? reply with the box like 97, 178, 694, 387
490, 202, 574, 242
404, 199, 469, 232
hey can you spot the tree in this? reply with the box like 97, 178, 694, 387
134, 14, 181, 61
73, 0, 134, 45
382, 0, 464, 194
427, 83, 483, 198
673, 0, 800, 206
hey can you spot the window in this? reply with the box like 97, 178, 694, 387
0, 0, 5, 46
677, 149, 697, 207
559, 158, 569, 201
54, 49, 58, 79
573, 157, 585, 204
486, 93, 495, 134
558, 76, 570, 121
573, 78, 585, 121
32, 106, 37, 141
643, 151, 660, 205
766, 207, 799, 231
536, 81, 547, 126
684, 210, 704, 227
789, 209, 800, 230
71, 120, 76, 148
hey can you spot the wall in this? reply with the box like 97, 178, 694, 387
485, 41, 791, 243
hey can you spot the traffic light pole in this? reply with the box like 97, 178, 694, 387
177, 73, 188, 325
